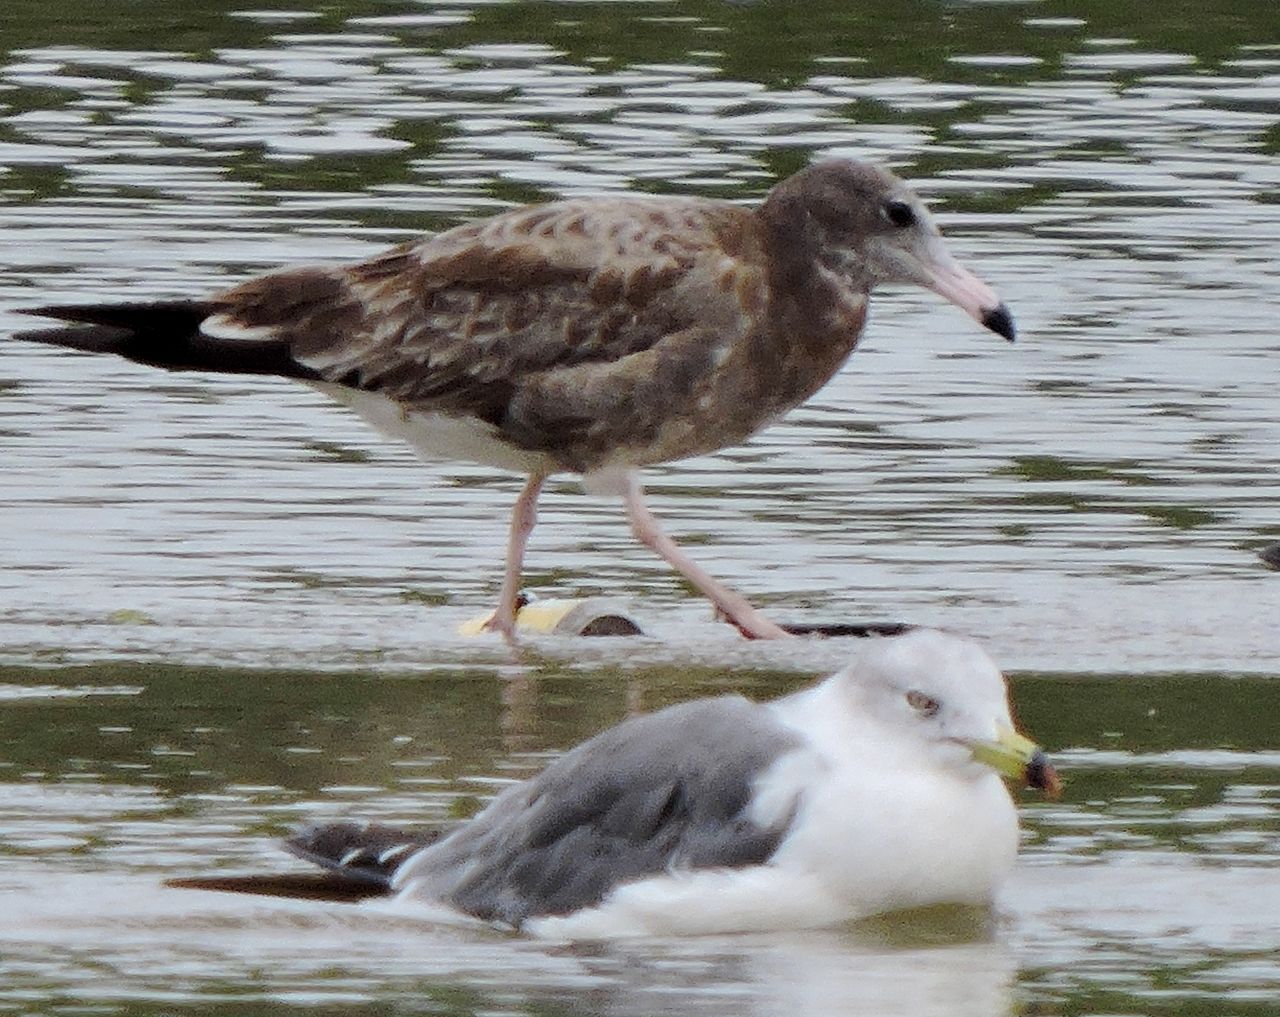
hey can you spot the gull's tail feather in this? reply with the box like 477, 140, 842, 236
283, 821, 441, 888
164, 821, 442, 903
12, 301, 320, 380
165, 872, 392, 903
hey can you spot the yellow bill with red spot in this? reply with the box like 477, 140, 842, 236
970, 724, 1062, 797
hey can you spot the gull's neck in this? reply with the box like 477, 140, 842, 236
768, 675, 905, 771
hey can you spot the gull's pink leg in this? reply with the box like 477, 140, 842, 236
484, 474, 545, 641
621, 473, 793, 640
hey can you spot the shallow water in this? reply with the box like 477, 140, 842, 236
0, 0, 1278, 1014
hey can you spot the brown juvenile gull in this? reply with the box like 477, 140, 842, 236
171, 629, 1061, 937
11, 159, 1015, 640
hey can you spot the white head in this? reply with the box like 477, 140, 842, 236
837, 629, 1058, 793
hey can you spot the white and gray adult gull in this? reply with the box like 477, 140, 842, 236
282, 630, 1060, 938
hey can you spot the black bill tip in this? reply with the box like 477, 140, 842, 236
981, 302, 1016, 343
1025, 749, 1062, 798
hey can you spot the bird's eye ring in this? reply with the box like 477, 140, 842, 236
883, 200, 916, 228
906, 690, 940, 716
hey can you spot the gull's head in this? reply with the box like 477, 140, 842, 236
840, 629, 1059, 795
761, 158, 1015, 342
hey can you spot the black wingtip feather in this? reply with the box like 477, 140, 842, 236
12, 323, 136, 354
10, 300, 322, 381
284, 821, 441, 888
13, 301, 214, 357
163, 821, 444, 904
15, 300, 212, 329
165, 873, 391, 903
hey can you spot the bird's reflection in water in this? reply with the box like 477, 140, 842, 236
497, 657, 654, 755
544, 908, 1012, 1017
10, 871, 1013, 1017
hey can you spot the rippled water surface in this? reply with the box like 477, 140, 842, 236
0, 0, 1277, 1014
2, 664, 1280, 1015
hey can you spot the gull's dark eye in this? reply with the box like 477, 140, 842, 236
906, 690, 940, 717
883, 200, 916, 228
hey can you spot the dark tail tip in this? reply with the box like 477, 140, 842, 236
12, 301, 214, 357
165, 873, 390, 903
11, 300, 320, 380
16, 299, 212, 332
164, 820, 444, 903
283, 821, 441, 888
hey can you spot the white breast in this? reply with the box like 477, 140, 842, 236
765, 685, 1019, 918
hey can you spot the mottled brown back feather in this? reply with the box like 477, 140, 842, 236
202, 200, 767, 469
